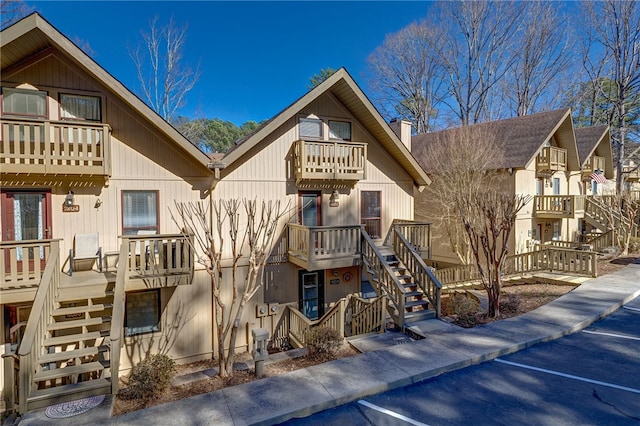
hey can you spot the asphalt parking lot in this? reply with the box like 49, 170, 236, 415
282, 296, 640, 426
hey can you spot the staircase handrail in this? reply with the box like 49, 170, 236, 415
361, 229, 408, 327
348, 294, 387, 336
392, 228, 441, 318
17, 239, 61, 413
287, 299, 345, 347
109, 239, 129, 394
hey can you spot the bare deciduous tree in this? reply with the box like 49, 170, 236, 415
130, 16, 201, 122
505, 1, 573, 116
415, 126, 531, 317
367, 21, 441, 133
581, 1, 640, 194
171, 199, 289, 378
430, 1, 519, 125
600, 193, 640, 256
457, 190, 531, 317
0, 0, 34, 30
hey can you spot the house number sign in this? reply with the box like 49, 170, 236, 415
62, 205, 80, 213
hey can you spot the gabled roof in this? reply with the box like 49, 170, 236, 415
412, 108, 580, 171
1, 13, 212, 170
575, 126, 614, 179
220, 68, 431, 188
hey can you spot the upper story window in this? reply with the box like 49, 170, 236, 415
1, 87, 47, 118
299, 118, 322, 139
329, 120, 351, 141
60, 93, 101, 121
122, 190, 159, 235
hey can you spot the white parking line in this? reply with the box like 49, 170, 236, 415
495, 359, 640, 394
358, 400, 431, 426
623, 305, 640, 313
582, 329, 640, 341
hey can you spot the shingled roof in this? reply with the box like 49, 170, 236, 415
412, 108, 579, 171
575, 125, 614, 179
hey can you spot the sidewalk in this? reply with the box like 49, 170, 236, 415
19, 262, 640, 426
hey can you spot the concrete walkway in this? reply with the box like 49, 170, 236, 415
18, 262, 640, 426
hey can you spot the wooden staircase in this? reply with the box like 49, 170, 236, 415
382, 249, 434, 324
361, 226, 441, 330
25, 282, 114, 410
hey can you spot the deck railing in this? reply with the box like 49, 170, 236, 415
287, 224, 361, 269
108, 242, 129, 394
0, 239, 55, 289
0, 118, 112, 176
436, 246, 597, 288
287, 299, 345, 348
392, 228, 441, 318
348, 294, 387, 336
384, 220, 432, 259
361, 230, 408, 327
16, 240, 61, 414
122, 234, 194, 283
537, 146, 567, 173
582, 155, 606, 178
294, 139, 366, 182
535, 195, 585, 217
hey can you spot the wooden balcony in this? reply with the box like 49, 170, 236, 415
623, 165, 640, 181
0, 118, 112, 177
537, 146, 567, 174
287, 224, 362, 271
294, 139, 366, 184
0, 235, 194, 302
582, 155, 606, 180
535, 195, 585, 219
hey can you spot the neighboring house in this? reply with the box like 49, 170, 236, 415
412, 109, 614, 268
1, 14, 437, 413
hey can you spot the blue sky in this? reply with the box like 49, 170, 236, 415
30, 1, 435, 125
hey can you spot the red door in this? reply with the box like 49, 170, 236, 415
1, 190, 52, 272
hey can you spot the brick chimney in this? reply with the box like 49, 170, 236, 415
389, 119, 412, 151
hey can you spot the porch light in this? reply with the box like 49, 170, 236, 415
330, 190, 339, 207
65, 190, 75, 207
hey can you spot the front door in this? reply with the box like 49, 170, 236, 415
299, 192, 321, 227
298, 270, 324, 320
1, 190, 52, 271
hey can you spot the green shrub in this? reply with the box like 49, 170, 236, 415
126, 353, 176, 401
306, 326, 342, 359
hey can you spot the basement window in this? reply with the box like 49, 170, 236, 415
125, 290, 160, 336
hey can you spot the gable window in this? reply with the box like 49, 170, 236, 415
361, 191, 381, 239
125, 290, 160, 336
329, 120, 351, 141
2, 87, 47, 118
60, 93, 101, 121
122, 190, 159, 235
299, 118, 322, 139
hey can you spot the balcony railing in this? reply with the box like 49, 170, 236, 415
0, 118, 112, 177
287, 224, 362, 270
294, 139, 366, 183
623, 165, 640, 181
535, 195, 585, 218
582, 155, 606, 179
537, 146, 567, 174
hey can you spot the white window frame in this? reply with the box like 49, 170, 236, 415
1, 87, 48, 118
60, 93, 102, 121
